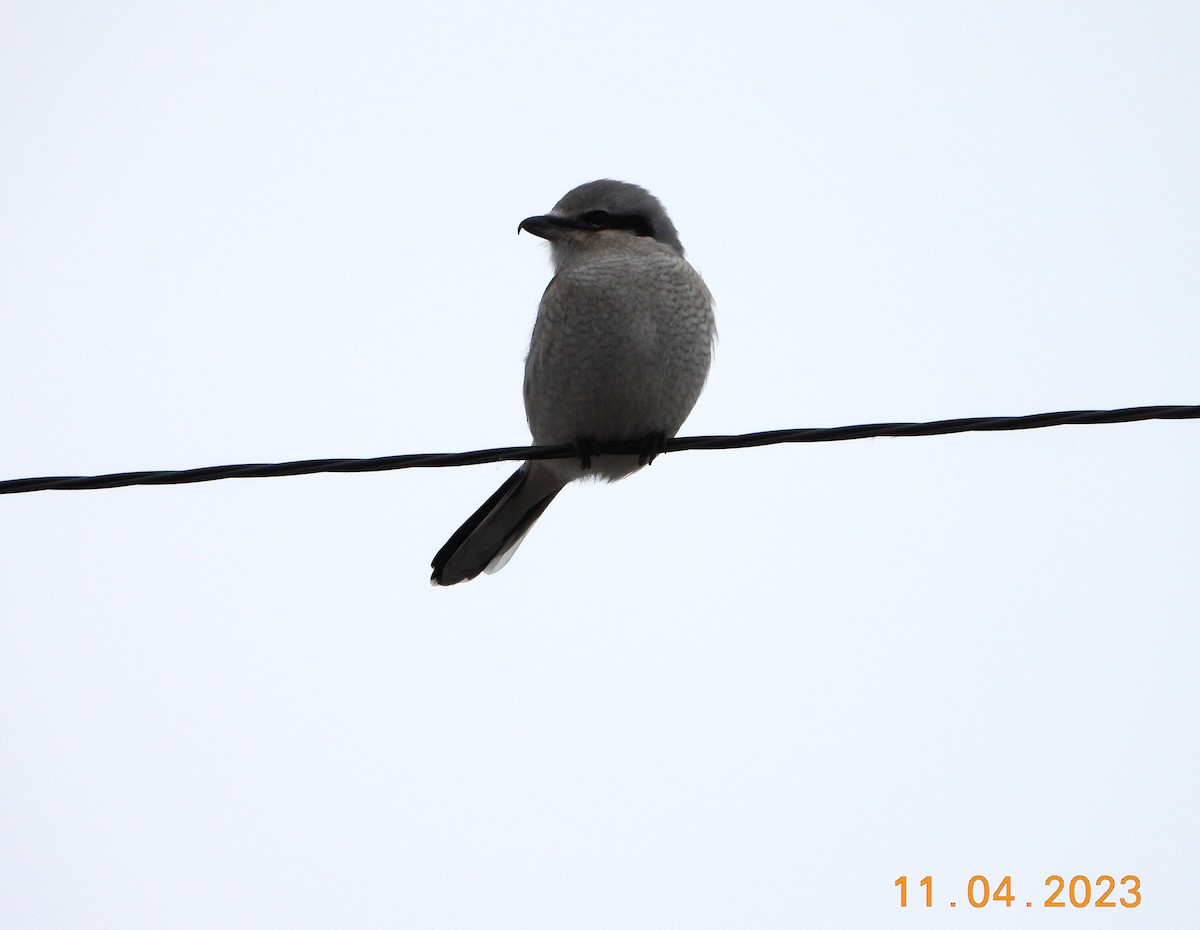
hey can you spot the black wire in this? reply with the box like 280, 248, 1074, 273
2, 404, 1196, 495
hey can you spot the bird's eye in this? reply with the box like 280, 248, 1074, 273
580, 210, 611, 228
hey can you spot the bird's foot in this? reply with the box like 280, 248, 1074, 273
638, 432, 666, 467
573, 436, 597, 472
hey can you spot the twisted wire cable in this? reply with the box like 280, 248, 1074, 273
2, 404, 1196, 495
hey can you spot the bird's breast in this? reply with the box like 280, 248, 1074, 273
523, 248, 715, 456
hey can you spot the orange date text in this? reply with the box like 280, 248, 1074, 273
894, 874, 1141, 909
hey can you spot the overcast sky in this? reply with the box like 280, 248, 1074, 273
2, 2, 1197, 927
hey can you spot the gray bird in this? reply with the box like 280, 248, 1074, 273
430, 179, 715, 585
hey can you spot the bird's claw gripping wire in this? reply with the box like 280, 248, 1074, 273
573, 436, 597, 471
638, 432, 666, 467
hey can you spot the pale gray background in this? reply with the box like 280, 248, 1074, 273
2, 2, 1197, 927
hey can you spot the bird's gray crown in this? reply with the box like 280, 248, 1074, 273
550, 179, 684, 255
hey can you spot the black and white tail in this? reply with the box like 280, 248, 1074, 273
430, 462, 564, 585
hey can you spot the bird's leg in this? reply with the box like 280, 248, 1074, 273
573, 436, 597, 472
638, 432, 666, 467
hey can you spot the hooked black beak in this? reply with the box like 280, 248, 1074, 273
517, 214, 583, 240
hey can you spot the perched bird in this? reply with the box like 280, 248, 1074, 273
430, 180, 716, 585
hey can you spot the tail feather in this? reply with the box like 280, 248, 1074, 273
430, 463, 563, 585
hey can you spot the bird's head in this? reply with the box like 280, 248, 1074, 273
518, 179, 684, 271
